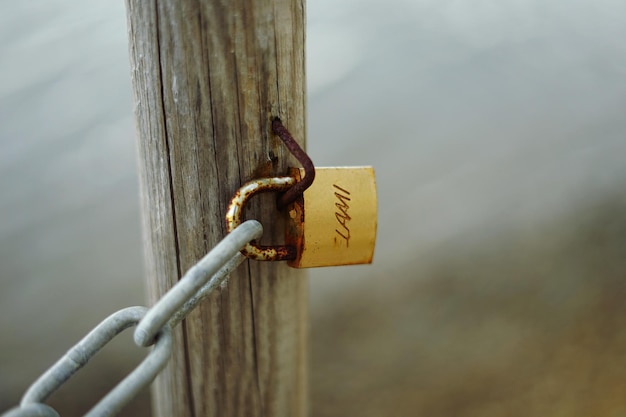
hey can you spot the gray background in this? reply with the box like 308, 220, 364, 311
1, 0, 625, 416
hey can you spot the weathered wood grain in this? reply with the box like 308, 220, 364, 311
125, 1, 307, 416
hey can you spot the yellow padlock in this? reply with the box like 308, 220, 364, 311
286, 166, 377, 268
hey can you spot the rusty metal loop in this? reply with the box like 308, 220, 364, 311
225, 177, 297, 261
272, 118, 316, 208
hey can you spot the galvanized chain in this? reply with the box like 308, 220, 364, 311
2, 220, 263, 417
2, 121, 317, 417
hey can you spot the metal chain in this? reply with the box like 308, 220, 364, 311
2, 220, 264, 417
3, 120, 312, 417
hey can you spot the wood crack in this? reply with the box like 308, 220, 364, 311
154, 1, 196, 416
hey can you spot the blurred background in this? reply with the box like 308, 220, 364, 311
1, 0, 625, 416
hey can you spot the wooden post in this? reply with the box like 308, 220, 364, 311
124, 1, 307, 416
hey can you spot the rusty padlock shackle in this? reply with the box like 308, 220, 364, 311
225, 118, 315, 262
225, 176, 297, 261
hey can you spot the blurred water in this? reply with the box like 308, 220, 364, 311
307, 0, 626, 298
1, 0, 625, 414
0, 0, 142, 405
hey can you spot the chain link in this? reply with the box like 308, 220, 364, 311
2, 220, 264, 417
2, 403, 60, 417
134, 220, 262, 347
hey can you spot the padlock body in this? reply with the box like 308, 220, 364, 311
286, 166, 377, 268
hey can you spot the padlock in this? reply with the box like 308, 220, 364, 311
285, 166, 377, 268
